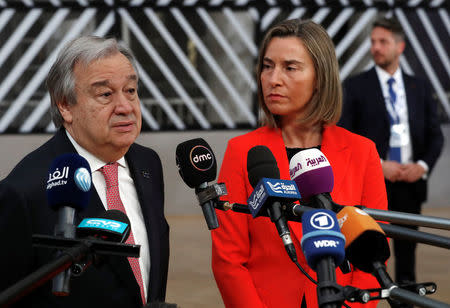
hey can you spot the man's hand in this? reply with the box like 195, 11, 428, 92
399, 163, 426, 183
382, 160, 404, 182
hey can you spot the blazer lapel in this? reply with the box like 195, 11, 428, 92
320, 126, 352, 199
368, 67, 391, 128
403, 73, 419, 144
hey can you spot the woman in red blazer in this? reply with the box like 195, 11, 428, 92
211, 19, 388, 308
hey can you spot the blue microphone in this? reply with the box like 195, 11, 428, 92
301, 209, 345, 308
247, 178, 301, 218
46, 153, 92, 296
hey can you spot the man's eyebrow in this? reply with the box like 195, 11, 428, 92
90, 74, 138, 88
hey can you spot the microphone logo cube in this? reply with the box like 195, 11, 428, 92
247, 178, 301, 218
301, 209, 346, 270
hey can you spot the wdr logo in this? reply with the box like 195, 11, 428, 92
313, 240, 340, 248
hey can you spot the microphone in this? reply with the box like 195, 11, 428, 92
247, 145, 300, 262
289, 148, 337, 210
77, 209, 131, 244
74, 210, 131, 274
46, 153, 92, 296
301, 209, 346, 308
336, 206, 390, 273
176, 138, 219, 230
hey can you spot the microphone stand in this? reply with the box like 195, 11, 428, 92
358, 206, 450, 230
215, 201, 450, 307
372, 261, 450, 308
0, 235, 140, 307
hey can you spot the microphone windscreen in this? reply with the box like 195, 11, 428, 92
47, 153, 91, 211
176, 138, 217, 188
77, 209, 131, 243
337, 206, 390, 272
247, 145, 280, 188
289, 148, 334, 200
301, 209, 345, 270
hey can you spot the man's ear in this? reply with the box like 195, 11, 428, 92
397, 41, 406, 55
56, 100, 73, 124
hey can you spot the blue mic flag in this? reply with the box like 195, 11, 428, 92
301, 209, 346, 270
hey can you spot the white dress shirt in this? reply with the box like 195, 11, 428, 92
66, 130, 150, 300
375, 66, 429, 176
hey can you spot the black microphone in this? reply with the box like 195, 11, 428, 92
46, 153, 92, 296
74, 209, 132, 274
176, 138, 219, 230
247, 145, 299, 262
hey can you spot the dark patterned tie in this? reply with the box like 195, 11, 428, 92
387, 77, 401, 162
100, 162, 146, 305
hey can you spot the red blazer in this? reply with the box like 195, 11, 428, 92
211, 125, 388, 308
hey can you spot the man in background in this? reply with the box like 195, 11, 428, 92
339, 16, 444, 308
0, 36, 169, 307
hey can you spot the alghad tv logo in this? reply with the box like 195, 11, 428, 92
190, 145, 214, 171
75, 167, 91, 192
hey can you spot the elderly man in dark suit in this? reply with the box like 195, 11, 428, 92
0, 36, 169, 308
339, 17, 444, 307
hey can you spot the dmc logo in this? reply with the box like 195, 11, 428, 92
306, 155, 328, 167
190, 145, 214, 171
314, 240, 339, 248
74, 167, 91, 192
310, 212, 335, 230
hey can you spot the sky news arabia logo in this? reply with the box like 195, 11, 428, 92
310, 212, 335, 230
190, 145, 214, 171
46, 166, 69, 189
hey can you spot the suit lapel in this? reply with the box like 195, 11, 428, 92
368, 67, 391, 128
403, 73, 419, 144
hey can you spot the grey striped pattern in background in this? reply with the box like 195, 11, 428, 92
0, 0, 448, 133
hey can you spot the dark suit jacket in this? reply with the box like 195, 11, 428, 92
0, 129, 169, 308
339, 67, 444, 202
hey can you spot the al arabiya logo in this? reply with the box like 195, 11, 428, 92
310, 212, 335, 230
190, 145, 214, 171
74, 167, 91, 192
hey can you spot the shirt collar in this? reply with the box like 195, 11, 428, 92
65, 130, 127, 171
375, 65, 403, 87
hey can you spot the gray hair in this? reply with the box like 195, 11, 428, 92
46, 36, 138, 128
